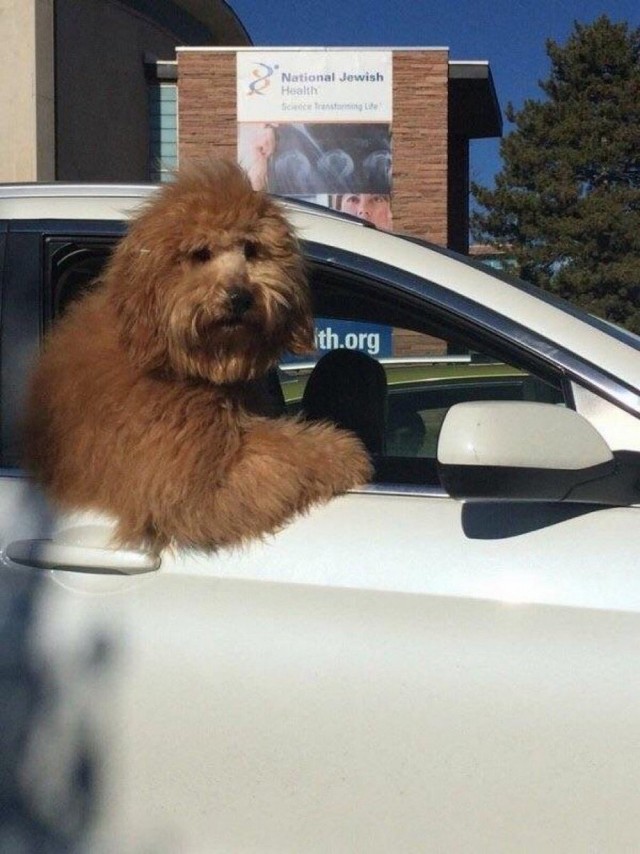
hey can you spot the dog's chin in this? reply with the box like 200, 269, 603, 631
171, 319, 282, 385
199, 356, 277, 386
194, 316, 264, 353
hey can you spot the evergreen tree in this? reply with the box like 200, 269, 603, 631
472, 16, 640, 332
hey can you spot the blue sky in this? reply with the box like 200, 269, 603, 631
229, 0, 640, 187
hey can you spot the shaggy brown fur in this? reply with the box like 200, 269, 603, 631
24, 160, 372, 552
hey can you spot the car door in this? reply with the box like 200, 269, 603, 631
3, 229, 640, 851
155, 249, 640, 616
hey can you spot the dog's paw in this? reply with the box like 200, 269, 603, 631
299, 421, 373, 496
327, 428, 373, 490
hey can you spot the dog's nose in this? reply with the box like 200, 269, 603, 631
227, 287, 254, 317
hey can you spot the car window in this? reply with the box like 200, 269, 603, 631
283, 329, 563, 475
1, 236, 118, 469
2, 236, 566, 484
0, 224, 6, 274
45, 238, 116, 322
389, 333, 563, 457
284, 265, 566, 486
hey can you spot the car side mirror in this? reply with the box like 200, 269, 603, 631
437, 401, 616, 503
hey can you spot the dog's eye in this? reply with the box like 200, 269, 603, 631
189, 247, 212, 264
244, 240, 259, 261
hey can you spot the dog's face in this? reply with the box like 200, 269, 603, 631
107, 160, 314, 384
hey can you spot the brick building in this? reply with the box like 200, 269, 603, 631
175, 47, 501, 252
0, 2, 501, 253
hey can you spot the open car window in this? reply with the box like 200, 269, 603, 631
282, 263, 567, 486
15, 239, 566, 492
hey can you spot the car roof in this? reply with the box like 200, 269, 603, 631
0, 183, 156, 220
2, 182, 640, 395
0, 182, 371, 225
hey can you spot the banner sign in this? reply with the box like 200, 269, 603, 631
314, 319, 393, 359
281, 319, 393, 364
237, 50, 392, 123
237, 50, 393, 229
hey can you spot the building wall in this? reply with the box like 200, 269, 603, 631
0, 0, 55, 182
54, 0, 190, 181
177, 49, 450, 245
0, 0, 250, 183
392, 51, 448, 245
178, 50, 237, 165
448, 135, 470, 253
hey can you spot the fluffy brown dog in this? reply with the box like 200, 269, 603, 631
24, 160, 372, 552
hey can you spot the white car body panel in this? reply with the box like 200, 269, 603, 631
437, 401, 614, 469
571, 382, 640, 450
7, 480, 640, 612
2, 183, 640, 850
30, 566, 640, 853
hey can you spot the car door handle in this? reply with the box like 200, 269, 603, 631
5, 539, 160, 575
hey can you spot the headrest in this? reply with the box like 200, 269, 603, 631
301, 349, 387, 456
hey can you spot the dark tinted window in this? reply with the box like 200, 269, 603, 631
45, 238, 118, 322
1, 231, 121, 468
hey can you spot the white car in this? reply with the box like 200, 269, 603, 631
2, 184, 640, 852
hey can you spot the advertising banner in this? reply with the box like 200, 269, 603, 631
237, 50, 394, 360
237, 50, 393, 229
314, 319, 393, 359
237, 50, 392, 123
281, 318, 393, 363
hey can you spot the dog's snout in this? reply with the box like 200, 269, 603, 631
228, 287, 254, 317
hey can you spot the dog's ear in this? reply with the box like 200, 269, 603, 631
107, 244, 167, 372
